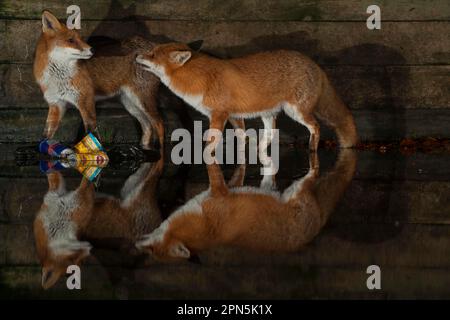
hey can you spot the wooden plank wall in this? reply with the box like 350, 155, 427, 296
0, 0, 449, 299
0, 0, 449, 143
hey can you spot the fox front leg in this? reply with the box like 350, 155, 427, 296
205, 112, 228, 157
206, 161, 229, 197
228, 163, 246, 188
77, 93, 98, 137
43, 103, 66, 139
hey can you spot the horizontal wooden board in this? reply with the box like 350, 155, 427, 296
184, 151, 450, 183
3, 264, 450, 299
1, 170, 449, 224
1, 20, 449, 65
132, 265, 450, 299
1, 63, 448, 109
1, 107, 450, 143
0, 0, 448, 21
0, 265, 114, 299
4, 149, 450, 181
3, 222, 450, 271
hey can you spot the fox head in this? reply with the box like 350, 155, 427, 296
41, 10, 93, 61
34, 172, 94, 289
135, 222, 191, 262
34, 218, 92, 290
136, 40, 203, 81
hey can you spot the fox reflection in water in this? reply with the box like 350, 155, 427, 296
33, 157, 163, 289
136, 149, 357, 261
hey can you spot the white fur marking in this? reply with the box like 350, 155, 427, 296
120, 163, 152, 208
40, 189, 80, 253
136, 57, 212, 117
39, 47, 80, 106
137, 189, 211, 248
281, 169, 315, 203
230, 105, 282, 119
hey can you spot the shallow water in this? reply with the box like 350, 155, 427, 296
0, 144, 449, 299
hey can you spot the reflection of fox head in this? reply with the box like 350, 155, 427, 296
136, 188, 210, 262
39, 10, 93, 62
33, 172, 94, 289
136, 219, 192, 262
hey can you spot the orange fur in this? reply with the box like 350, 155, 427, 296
137, 150, 357, 261
34, 158, 163, 289
34, 11, 163, 149
137, 43, 358, 149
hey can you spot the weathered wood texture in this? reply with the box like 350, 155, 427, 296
1, 177, 448, 226
2, 107, 450, 143
0, 148, 449, 298
2, 21, 449, 65
0, 1, 449, 142
2, 64, 449, 109
1, 0, 448, 21
3, 264, 450, 299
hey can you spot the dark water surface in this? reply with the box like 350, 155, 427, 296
0, 144, 449, 299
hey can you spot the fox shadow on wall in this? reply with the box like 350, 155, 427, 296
83, 1, 193, 211
77, 0, 193, 145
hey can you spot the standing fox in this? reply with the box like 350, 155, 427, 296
34, 11, 164, 149
136, 149, 356, 260
136, 43, 358, 150
34, 158, 163, 289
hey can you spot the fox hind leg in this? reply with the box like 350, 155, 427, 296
228, 118, 245, 131
283, 104, 320, 151
146, 107, 164, 151
281, 150, 319, 204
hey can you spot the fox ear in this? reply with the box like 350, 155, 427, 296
170, 51, 192, 66
169, 241, 190, 259
187, 40, 203, 52
42, 11, 62, 34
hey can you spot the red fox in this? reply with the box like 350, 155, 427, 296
136, 149, 357, 261
136, 42, 358, 150
34, 11, 163, 149
34, 158, 163, 289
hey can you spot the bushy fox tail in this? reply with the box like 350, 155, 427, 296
315, 72, 359, 148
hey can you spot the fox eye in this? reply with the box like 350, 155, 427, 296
67, 38, 75, 44
148, 52, 155, 59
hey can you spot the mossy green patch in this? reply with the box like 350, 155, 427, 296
285, 4, 322, 21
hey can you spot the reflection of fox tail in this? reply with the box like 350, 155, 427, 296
314, 149, 357, 224
315, 72, 359, 148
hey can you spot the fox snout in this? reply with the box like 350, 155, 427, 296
136, 54, 154, 69
136, 54, 149, 66
135, 233, 154, 251
79, 47, 94, 59
87, 47, 94, 56
136, 54, 164, 78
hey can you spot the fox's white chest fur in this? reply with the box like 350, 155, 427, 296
156, 69, 212, 118
170, 87, 211, 117
39, 54, 80, 106
38, 189, 83, 256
